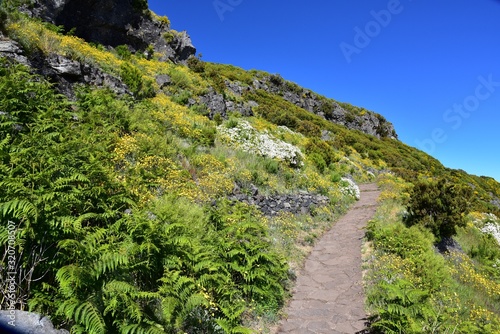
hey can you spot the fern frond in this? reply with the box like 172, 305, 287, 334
56, 265, 83, 297
74, 301, 106, 334
0, 199, 37, 219
57, 297, 81, 320
82, 227, 108, 249
119, 323, 165, 334
93, 250, 130, 279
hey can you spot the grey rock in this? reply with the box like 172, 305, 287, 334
0, 39, 30, 65
250, 184, 259, 196
229, 190, 330, 217
80, 63, 130, 96
226, 81, 250, 96
259, 74, 398, 139
168, 31, 196, 63
156, 74, 172, 88
321, 130, 332, 141
0, 310, 69, 334
46, 54, 81, 76
232, 183, 241, 195
247, 100, 259, 108
200, 89, 227, 118
0, 40, 22, 53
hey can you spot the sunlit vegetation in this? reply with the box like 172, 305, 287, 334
364, 174, 500, 333
1, 2, 500, 333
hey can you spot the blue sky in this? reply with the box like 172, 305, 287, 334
148, 0, 500, 181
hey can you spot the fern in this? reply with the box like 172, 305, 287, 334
369, 279, 433, 333
74, 302, 106, 334
0, 199, 37, 220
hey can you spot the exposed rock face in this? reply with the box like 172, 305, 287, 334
197, 74, 398, 139
0, 310, 68, 334
0, 36, 30, 65
197, 88, 256, 119
255, 75, 398, 139
0, 35, 131, 99
22, 0, 196, 63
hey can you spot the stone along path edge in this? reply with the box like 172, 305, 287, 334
275, 183, 381, 334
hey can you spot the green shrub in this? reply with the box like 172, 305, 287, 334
309, 153, 326, 173
114, 44, 132, 60
168, 67, 191, 89
297, 120, 321, 137
206, 68, 226, 94
264, 159, 279, 174
171, 90, 192, 105
405, 178, 473, 239
187, 55, 206, 73
163, 31, 175, 44
120, 63, 155, 99
330, 172, 341, 183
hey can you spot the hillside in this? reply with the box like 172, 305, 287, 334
1, 1, 500, 333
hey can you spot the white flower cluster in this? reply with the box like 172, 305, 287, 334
340, 177, 360, 200
482, 224, 500, 245
217, 120, 303, 166
481, 217, 500, 246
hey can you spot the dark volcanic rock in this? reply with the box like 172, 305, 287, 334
23, 0, 196, 63
229, 190, 330, 216
0, 36, 130, 99
200, 88, 227, 118
46, 54, 81, 76
250, 75, 398, 139
0, 37, 30, 65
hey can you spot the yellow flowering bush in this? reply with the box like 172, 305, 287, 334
449, 251, 500, 299
377, 172, 412, 202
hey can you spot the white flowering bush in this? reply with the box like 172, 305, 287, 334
480, 213, 500, 245
217, 120, 303, 166
482, 223, 500, 245
471, 212, 500, 246
340, 177, 360, 200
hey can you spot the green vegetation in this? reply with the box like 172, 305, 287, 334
1, 4, 500, 333
365, 174, 500, 333
405, 178, 473, 239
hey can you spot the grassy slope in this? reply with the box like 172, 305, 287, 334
0, 6, 499, 333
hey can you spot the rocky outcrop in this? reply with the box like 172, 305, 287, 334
254, 75, 397, 139
21, 0, 196, 63
0, 310, 68, 334
0, 35, 131, 99
0, 35, 30, 66
196, 73, 397, 139
196, 88, 257, 119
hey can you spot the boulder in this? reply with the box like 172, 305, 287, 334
46, 54, 81, 76
0, 310, 68, 334
156, 74, 172, 88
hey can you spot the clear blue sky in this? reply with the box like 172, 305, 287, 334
148, 0, 500, 182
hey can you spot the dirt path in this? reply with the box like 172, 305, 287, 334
275, 183, 380, 334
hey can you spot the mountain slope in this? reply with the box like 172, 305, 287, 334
1, 1, 500, 333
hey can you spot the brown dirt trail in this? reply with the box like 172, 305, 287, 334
275, 183, 380, 334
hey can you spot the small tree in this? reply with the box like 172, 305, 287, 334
404, 178, 472, 239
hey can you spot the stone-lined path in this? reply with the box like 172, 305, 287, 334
275, 183, 380, 334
